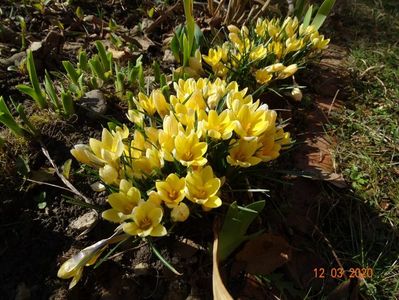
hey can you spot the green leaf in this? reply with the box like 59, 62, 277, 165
153, 60, 161, 84
170, 33, 181, 63
16, 155, 30, 176
95, 41, 111, 72
78, 50, 88, 72
75, 6, 84, 20
150, 241, 182, 275
26, 50, 47, 108
302, 5, 313, 28
44, 71, 61, 110
294, 0, 307, 19
61, 91, 74, 116
62, 61, 80, 85
16, 84, 37, 101
182, 34, 190, 67
62, 159, 72, 179
16, 103, 37, 136
0, 97, 26, 137
218, 200, 266, 261
311, 0, 336, 30
89, 58, 106, 81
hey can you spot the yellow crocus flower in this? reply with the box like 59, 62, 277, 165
70, 144, 104, 167
126, 109, 144, 127
232, 102, 272, 140
203, 47, 223, 67
227, 139, 262, 167
89, 128, 124, 164
123, 201, 167, 237
136, 92, 157, 116
152, 90, 169, 118
102, 179, 141, 223
205, 110, 236, 140
256, 133, 282, 162
277, 64, 298, 79
130, 147, 163, 179
155, 173, 186, 208
249, 45, 267, 61
185, 166, 221, 209
255, 69, 273, 84
173, 131, 208, 167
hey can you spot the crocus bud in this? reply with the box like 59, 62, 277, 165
291, 87, 303, 102
171, 202, 190, 222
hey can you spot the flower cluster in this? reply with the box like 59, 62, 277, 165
203, 17, 329, 89
71, 78, 291, 238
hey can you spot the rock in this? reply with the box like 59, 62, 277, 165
0, 52, 26, 68
80, 90, 107, 119
133, 262, 151, 276
69, 211, 97, 231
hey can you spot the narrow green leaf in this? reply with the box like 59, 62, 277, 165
44, 71, 61, 110
62, 61, 80, 85
95, 41, 110, 72
78, 50, 89, 72
182, 34, 190, 67
16, 84, 39, 102
75, 6, 84, 20
294, 0, 307, 19
302, 5, 313, 28
170, 33, 181, 63
150, 242, 182, 275
89, 58, 106, 81
153, 60, 161, 84
311, 0, 336, 30
16, 103, 37, 136
26, 51, 46, 108
61, 91, 75, 115
62, 159, 72, 179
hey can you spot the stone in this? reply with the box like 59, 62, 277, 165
69, 211, 97, 231
80, 89, 107, 119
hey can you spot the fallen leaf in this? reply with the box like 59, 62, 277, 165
213, 219, 233, 300
132, 35, 154, 51
235, 233, 291, 275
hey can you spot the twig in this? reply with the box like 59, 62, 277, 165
328, 89, 340, 116
26, 178, 73, 192
312, 223, 347, 279
253, 0, 271, 21
210, 0, 225, 24
242, 4, 258, 25
40, 142, 93, 205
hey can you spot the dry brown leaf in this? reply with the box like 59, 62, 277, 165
235, 233, 291, 275
108, 47, 126, 60
132, 35, 154, 51
213, 221, 233, 300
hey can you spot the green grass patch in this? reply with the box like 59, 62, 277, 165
324, 0, 399, 298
